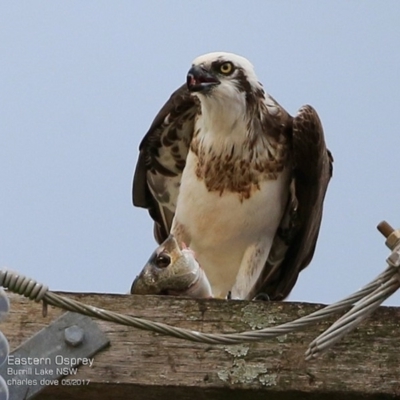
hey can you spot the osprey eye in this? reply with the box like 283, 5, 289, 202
219, 62, 234, 75
155, 253, 171, 268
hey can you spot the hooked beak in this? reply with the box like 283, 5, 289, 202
186, 65, 220, 93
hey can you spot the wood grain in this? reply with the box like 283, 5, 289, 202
2, 292, 400, 399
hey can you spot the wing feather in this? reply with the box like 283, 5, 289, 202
134, 86, 332, 300
247, 105, 333, 300
132, 84, 199, 243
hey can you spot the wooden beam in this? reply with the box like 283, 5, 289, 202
2, 292, 400, 399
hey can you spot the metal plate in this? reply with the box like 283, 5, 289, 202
0, 311, 109, 400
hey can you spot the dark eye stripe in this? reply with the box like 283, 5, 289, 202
211, 60, 234, 73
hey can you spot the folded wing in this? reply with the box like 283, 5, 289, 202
246, 105, 333, 300
133, 84, 199, 243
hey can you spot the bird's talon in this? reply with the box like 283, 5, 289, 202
252, 293, 270, 301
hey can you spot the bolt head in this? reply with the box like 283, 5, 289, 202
64, 325, 84, 347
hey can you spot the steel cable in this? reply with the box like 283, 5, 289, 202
0, 263, 398, 355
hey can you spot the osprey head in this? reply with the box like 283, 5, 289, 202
186, 52, 261, 97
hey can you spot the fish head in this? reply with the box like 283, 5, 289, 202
130, 234, 200, 295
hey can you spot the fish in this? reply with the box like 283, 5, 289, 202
130, 234, 213, 298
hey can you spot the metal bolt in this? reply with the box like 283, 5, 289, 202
377, 221, 400, 250
387, 246, 400, 268
387, 233, 400, 250
377, 221, 394, 238
64, 325, 84, 347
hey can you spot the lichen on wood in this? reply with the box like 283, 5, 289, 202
2, 292, 400, 400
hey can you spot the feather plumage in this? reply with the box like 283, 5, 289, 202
133, 52, 333, 299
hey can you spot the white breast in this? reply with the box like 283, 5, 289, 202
172, 150, 289, 297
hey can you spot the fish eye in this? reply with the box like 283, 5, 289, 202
155, 252, 171, 268
219, 62, 234, 75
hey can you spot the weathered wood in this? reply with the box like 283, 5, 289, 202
2, 292, 400, 399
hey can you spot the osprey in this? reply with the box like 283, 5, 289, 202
132, 52, 333, 300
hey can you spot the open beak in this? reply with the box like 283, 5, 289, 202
186, 66, 220, 93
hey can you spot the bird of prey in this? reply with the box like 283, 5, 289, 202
132, 52, 333, 300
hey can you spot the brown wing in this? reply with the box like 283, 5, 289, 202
247, 105, 333, 300
133, 84, 199, 243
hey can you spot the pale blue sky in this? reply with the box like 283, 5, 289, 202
1, 1, 399, 305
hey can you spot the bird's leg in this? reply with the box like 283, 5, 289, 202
230, 238, 272, 300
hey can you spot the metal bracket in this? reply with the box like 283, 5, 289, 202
0, 311, 110, 400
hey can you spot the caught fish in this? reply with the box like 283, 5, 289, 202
131, 234, 213, 298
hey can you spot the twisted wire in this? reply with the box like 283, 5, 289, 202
306, 269, 400, 359
0, 264, 398, 354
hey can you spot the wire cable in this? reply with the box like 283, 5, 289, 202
0, 264, 398, 353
